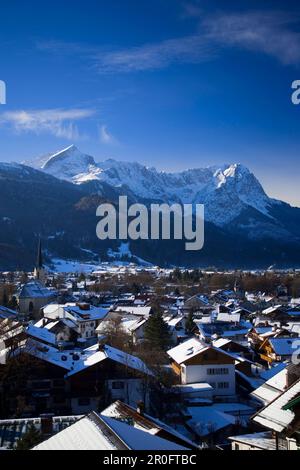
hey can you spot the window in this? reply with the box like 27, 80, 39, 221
112, 381, 125, 390
207, 368, 229, 375
218, 382, 229, 389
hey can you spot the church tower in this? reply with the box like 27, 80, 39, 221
34, 238, 46, 284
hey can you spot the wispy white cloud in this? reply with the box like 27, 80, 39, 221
99, 124, 118, 145
0, 108, 95, 140
203, 11, 300, 66
38, 10, 300, 72
93, 35, 214, 73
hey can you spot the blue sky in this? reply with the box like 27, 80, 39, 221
1, 0, 300, 205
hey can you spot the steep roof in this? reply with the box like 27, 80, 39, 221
167, 337, 234, 365
101, 400, 197, 449
26, 324, 56, 346
167, 337, 209, 364
253, 378, 300, 432
251, 367, 288, 405
21, 340, 153, 377
268, 338, 295, 356
33, 412, 187, 450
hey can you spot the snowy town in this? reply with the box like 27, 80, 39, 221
0, 242, 299, 451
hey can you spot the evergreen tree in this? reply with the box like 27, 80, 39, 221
173, 268, 181, 281
144, 311, 173, 350
185, 312, 195, 334
78, 272, 86, 283
15, 424, 43, 450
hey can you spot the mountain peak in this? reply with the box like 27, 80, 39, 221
26, 145, 97, 181
43, 144, 94, 169
26, 147, 274, 225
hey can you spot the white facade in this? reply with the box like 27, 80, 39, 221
43, 304, 108, 340
78, 320, 98, 339
181, 363, 236, 396
106, 378, 149, 409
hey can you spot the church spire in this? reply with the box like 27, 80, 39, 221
34, 238, 46, 283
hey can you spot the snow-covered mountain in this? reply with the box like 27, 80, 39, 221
25, 145, 279, 226
1, 147, 300, 269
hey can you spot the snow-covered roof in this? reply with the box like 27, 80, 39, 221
212, 338, 231, 349
101, 401, 196, 449
253, 378, 300, 432
259, 362, 287, 381
172, 383, 213, 393
228, 432, 284, 450
221, 328, 250, 338
33, 412, 187, 450
65, 304, 109, 321
21, 340, 152, 377
216, 312, 241, 323
67, 343, 152, 377
193, 316, 212, 324
34, 319, 59, 330
26, 324, 56, 346
262, 305, 283, 315
167, 338, 209, 364
251, 368, 288, 405
186, 406, 235, 436
96, 315, 147, 335
0, 306, 17, 320
165, 315, 184, 328
43, 303, 109, 322
114, 306, 151, 317
17, 281, 56, 299
167, 337, 234, 365
269, 338, 295, 356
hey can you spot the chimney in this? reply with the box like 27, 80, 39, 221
137, 401, 145, 415
77, 303, 90, 311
